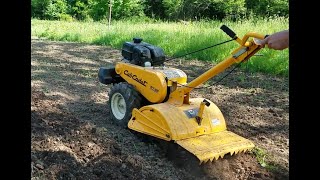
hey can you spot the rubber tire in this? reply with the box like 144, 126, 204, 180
108, 82, 142, 128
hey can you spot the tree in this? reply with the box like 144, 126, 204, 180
161, 0, 246, 21
89, 0, 145, 21
245, 0, 288, 17
32, 0, 68, 20
67, 0, 93, 20
143, 0, 165, 19
32, 0, 51, 19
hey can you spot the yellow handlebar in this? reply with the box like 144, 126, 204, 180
220, 25, 266, 47
241, 32, 266, 46
168, 25, 267, 106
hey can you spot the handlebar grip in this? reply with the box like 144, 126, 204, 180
220, 25, 237, 39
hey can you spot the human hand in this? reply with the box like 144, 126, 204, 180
258, 30, 289, 50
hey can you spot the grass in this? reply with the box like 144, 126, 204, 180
31, 18, 288, 76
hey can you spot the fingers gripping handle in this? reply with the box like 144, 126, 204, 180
253, 35, 270, 45
220, 25, 237, 39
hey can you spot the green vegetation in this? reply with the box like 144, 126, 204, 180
32, 18, 288, 76
31, 0, 288, 76
252, 147, 277, 171
31, 0, 288, 21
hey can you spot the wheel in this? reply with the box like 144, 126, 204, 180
108, 82, 142, 128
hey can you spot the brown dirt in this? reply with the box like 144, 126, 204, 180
31, 38, 289, 180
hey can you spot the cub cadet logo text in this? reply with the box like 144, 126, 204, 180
124, 70, 147, 87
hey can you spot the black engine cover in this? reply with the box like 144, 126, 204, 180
121, 38, 165, 66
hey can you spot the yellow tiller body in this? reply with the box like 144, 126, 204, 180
99, 25, 266, 164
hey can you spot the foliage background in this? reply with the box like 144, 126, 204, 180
31, 0, 289, 21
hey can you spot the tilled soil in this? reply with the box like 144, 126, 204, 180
31, 38, 289, 180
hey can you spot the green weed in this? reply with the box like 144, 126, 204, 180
252, 146, 277, 171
